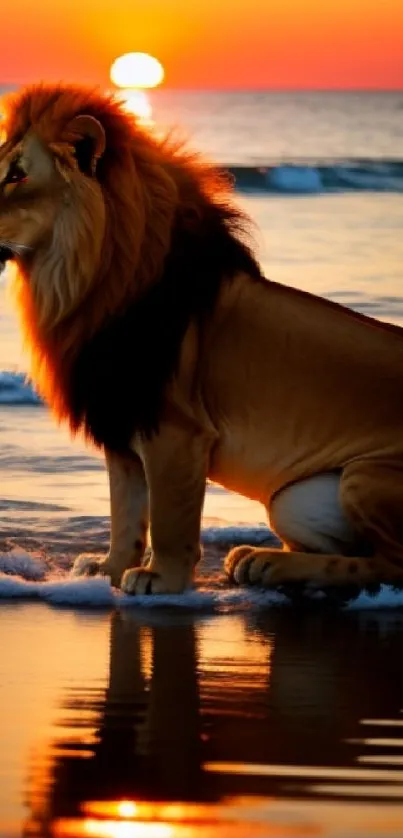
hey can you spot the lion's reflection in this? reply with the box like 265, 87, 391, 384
23, 609, 403, 836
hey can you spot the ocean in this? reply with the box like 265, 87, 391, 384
1, 89, 403, 836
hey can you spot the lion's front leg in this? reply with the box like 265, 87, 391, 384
73, 449, 149, 587
122, 424, 209, 595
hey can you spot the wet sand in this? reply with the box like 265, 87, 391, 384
1, 601, 403, 837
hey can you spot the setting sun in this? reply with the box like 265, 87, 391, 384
110, 52, 164, 90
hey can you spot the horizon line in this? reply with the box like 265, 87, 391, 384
0, 82, 402, 95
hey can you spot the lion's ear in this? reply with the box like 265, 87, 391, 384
66, 115, 106, 176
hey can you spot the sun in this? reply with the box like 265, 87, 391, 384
110, 53, 164, 90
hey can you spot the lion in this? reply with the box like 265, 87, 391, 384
1, 82, 403, 597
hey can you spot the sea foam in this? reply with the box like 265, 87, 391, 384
1, 545, 402, 612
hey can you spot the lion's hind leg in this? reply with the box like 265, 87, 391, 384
225, 464, 403, 595
340, 459, 403, 587
269, 472, 362, 556
225, 546, 379, 596
225, 472, 378, 596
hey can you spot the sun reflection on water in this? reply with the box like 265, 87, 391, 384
52, 798, 284, 837
54, 816, 173, 837
118, 89, 153, 123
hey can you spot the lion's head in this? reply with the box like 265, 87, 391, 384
0, 83, 259, 445
0, 84, 179, 333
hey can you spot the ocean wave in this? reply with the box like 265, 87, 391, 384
0, 516, 278, 556
229, 159, 403, 193
0, 372, 41, 405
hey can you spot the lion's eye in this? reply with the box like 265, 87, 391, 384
4, 159, 27, 186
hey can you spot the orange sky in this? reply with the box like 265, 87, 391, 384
1, 0, 402, 89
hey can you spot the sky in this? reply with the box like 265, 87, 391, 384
1, 0, 402, 89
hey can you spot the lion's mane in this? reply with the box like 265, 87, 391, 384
3, 84, 262, 449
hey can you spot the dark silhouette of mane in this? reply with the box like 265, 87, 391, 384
3, 83, 262, 447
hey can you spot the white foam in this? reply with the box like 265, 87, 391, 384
118, 587, 287, 610
0, 571, 115, 605
348, 586, 403, 610
0, 548, 402, 611
0, 548, 47, 580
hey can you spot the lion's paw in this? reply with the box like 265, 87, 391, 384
121, 566, 188, 595
224, 546, 272, 585
225, 546, 376, 603
72, 554, 122, 586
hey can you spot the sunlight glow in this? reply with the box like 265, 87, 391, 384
81, 802, 189, 822
54, 818, 173, 838
110, 53, 164, 90
119, 90, 152, 121
117, 802, 138, 818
